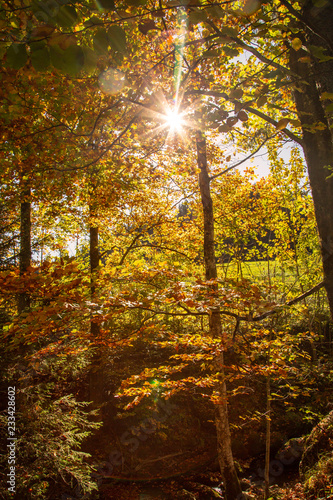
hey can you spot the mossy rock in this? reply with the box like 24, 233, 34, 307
299, 409, 333, 499
299, 409, 333, 478
303, 453, 333, 499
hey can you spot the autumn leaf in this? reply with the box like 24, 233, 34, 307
138, 20, 157, 35
291, 38, 303, 51
275, 118, 290, 130
238, 110, 249, 122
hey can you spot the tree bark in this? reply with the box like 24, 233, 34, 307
196, 130, 242, 500
89, 199, 103, 405
90, 225, 100, 337
289, 1, 333, 320
197, 131, 222, 338
18, 180, 31, 313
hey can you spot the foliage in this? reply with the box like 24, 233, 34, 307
0, 385, 101, 499
1, 0, 333, 497
303, 452, 333, 500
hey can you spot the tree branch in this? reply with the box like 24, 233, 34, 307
252, 280, 325, 321
279, 0, 333, 53
185, 89, 303, 146
210, 134, 276, 181
205, 19, 291, 75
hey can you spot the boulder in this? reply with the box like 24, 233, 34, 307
299, 409, 333, 500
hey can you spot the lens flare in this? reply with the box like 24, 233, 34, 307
165, 108, 184, 132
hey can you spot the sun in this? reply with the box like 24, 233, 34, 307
165, 108, 184, 132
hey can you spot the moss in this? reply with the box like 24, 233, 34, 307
300, 410, 333, 479
304, 453, 333, 499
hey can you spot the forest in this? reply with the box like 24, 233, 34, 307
0, 0, 333, 499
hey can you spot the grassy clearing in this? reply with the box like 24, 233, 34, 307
219, 260, 297, 283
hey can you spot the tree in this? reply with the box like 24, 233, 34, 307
196, 130, 242, 498
287, 0, 333, 318
176, 0, 333, 319
1, 1, 332, 498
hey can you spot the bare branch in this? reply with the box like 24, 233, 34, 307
210, 134, 276, 181
252, 280, 325, 322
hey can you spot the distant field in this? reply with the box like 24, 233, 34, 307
219, 260, 302, 286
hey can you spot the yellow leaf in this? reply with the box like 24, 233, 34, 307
257, 95, 267, 107
275, 118, 290, 130
298, 56, 311, 63
291, 38, 302, 51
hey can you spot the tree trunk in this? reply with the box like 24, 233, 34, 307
264, 333, 271, 500
90, 225, 100, 337
289, 5, 333, 320
196, 131, 222, 338
89, 201, 104, 405
18, 180, 31, 313
196, 130, 242, 500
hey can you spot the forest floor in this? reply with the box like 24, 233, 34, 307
98, 468, 305, 499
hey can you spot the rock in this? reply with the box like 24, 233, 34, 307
299, 409, 333, 499
275, 437, 305, 467
299, 409, 333, 479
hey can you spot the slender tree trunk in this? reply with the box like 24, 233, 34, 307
89, 198, 103, 405
197, 131, 222, 338
90, 225, 100, 336
18, 180, 31, 313
196, 130, 242, 500
264, 332, 272, 500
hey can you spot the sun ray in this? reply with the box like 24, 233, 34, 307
173, 9, 188, 107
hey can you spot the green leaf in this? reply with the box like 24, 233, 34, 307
31, 47, 50, 71
220, 26, 238, 37
206, 5, 225, 18
222, 46, 239, 57
93, 28, 109, 55
83, 16, 104, 27
50, 45, 84, 75
82, 46, 99, 74
63, 45, 84, 75
50, 44, 66, 71
188, 9, 207, 25
203, 49, 221, 58
29, 40, 47, 53
309, 44, 333, 62
322, 92, 333, 100
54, 6, 78, 28
96, 0, 115, 10
243, 0, 262, 15
6, 44, 27, 69
107, 25, 127, 54
325, 102, 333, 112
